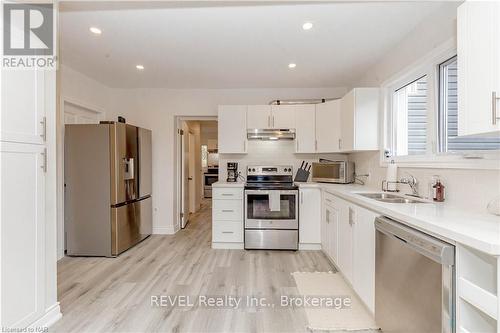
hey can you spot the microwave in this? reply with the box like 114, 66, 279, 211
311, 161, 355, 184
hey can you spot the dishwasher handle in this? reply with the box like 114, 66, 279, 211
375, 216, 455, 266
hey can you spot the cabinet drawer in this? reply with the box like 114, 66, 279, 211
213, 187, 243, 200
212, 221, 243, 242
213, 200, 243, 220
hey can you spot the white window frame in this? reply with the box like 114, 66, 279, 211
380, 39, 500, 170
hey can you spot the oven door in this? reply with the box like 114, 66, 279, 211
245, 190, 298, 229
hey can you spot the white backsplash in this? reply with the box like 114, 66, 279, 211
350, 151, 500, 213
219, 140, 347, 182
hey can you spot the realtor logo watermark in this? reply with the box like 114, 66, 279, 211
2, 2, 57, 69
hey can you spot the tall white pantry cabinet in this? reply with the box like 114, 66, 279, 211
0, 67, 60, 327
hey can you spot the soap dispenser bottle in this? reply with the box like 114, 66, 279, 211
432, 176, 445, 202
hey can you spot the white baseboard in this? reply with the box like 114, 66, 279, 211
152, 225, 175, 235
212, 242, 244, 249
28, 303, 62, 329
299, 243, 322, 250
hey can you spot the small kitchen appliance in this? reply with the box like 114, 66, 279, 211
227, 162, 238, 182
311, 160, 355, 184
244, 165, 298, 250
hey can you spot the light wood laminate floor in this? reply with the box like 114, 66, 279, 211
52, 200, 336, 333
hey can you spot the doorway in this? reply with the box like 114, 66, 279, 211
176, 117, 218, 231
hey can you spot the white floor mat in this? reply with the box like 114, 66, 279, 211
292, 272, 379, 332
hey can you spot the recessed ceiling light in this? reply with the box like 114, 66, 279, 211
302, 22, 313, 30
136, 65, 144, 70
89, 27, 102, 35
288, 63, 297, 69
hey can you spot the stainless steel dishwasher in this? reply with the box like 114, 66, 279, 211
375, 216, 455, 333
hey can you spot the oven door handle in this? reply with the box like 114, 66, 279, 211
245, 190, 297, 195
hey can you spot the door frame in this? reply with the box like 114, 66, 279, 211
56, 96, 105, 260
174, 116, 217, 233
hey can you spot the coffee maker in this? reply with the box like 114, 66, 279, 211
227, 162, 238, 182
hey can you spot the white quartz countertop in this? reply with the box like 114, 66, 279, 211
212, 181, 245, 188
296, 182, 500, 256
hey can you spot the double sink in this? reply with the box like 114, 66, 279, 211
356, 192, 432, 204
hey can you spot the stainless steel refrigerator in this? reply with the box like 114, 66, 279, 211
64, 122, 152, 257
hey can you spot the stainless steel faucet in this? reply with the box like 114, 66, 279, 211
399, 173, 419, 197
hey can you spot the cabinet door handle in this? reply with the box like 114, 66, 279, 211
338, 139, 341, 150
268, 115, 270, 127
493, 92, 500, 125
315, 140, 318, 151
41, 148, 47, 173
348, 207, 355, 226
40, 116, 46, 142
222, 231, 234, 234
221, 193, 233, 196
222, 209, 234, 212
272, 116, 275, 128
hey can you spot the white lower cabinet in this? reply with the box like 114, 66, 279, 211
321, 191, 376, 314
352, 205, 377, 313
321, 200, 339, 262
212, 186, 244, 248
1, 142, 46, 328
299, 188, 321, 248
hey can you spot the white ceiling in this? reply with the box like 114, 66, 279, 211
60, 1, 459, 89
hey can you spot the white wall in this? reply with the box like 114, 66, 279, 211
219, 140, 347, 182
348, 1, 500, 213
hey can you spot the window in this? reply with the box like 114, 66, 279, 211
438, 56, 500, 152
391, 76, 428, 156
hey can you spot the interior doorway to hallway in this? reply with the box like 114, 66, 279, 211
175, 117, 218, 230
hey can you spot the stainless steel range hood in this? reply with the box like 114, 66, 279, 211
247, 129, 296, 140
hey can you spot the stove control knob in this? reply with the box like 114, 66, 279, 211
252, 168, 256, 172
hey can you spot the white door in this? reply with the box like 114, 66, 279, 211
299, 188, 321, 244
352, 206, 376, 313
337, 200, 353, 283
1, 142, 45, 327
188, 132, 196, 214
218, 105, 247, 153
271, 105, 297, 129
316, 100, 341, 152
325, 203, 339, 263
458, 1, 500, 136
294, 105, 316, 153
180, 123, 190, 228
63, 101, 101, 125
1, 70, 45, 144
247, 105, 271, 129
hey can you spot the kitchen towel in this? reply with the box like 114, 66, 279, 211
268, 191, 281, 211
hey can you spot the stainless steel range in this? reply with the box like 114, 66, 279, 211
244, 165, 298, 250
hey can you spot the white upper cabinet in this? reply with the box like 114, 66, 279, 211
218, 105, 247, 154
1, 70, 45, 145
271, 105, 296, 129
458, 1, 500, 136
246, 105, 296, 129
316, 100, 341, 153
340, 88, 379, 152
247, 105, 272, 129
294, 105, 316, 153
